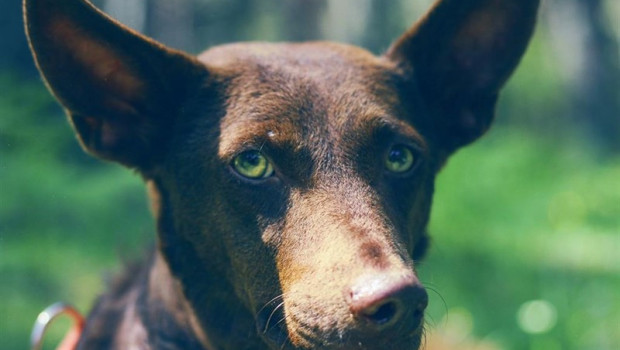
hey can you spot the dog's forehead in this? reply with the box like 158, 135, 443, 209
200, 42, 413, 156
198, 41, 392, 75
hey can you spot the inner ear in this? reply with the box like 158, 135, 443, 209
25, 0, 209, 169
444, 1, 538, 95
42, 16, 147, 122
386, 0, 539, 154
48, 16, 145, 104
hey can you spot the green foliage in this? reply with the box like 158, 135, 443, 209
422, 128, 620, 350
0, 74, 152, 350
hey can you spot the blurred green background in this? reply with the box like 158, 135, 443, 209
1, 0, 618, 349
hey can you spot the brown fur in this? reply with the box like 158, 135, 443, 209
24, 0, 539, 349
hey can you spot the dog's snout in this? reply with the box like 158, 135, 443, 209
347, 273, 428, 331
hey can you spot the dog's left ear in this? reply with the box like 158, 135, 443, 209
387, 0, 539, 154
24, 0, 208, 170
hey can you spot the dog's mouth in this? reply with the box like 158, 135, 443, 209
256, 299, 425, 350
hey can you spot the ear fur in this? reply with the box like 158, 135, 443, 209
387, 0, 539, 154
24, 0, 208, 169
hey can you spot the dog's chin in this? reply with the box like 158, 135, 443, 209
257, 314, 424, 350
262, 329, 424, 350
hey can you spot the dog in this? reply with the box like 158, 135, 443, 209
24, 0, 539, 349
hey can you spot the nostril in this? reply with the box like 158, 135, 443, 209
361, 299, 400, 326
347, 273, 427, 331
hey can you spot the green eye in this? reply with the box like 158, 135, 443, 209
232, 150, 274, 179
385, 145, 416, 173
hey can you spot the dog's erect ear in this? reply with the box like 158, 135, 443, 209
24, 0, 208, 169
387, 0, 539, 153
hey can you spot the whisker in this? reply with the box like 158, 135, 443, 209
274, 315, 287, 328
424, 285, 448, 316
257, 294, 285, 316
279, 335, 292, 350
420, 325, 430, 350
263, 301, 286, 333
424, 314, 437, 329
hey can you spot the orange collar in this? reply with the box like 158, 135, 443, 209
31, 303, 84, 350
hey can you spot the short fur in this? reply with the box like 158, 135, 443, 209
24, 0, 539, 349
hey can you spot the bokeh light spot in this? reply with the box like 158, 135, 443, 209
517, 300, 558, 334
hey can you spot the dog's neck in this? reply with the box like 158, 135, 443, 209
147, 252, 214, 348
105, 251, 209, 349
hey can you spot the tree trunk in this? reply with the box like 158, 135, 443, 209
576, 0, 620, 152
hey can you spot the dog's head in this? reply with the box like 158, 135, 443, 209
25, 0, 538, 349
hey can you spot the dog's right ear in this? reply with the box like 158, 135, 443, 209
24, 0, 208, 169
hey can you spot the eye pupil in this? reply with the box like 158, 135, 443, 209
242, 152, 260, 166
389, 149, 405, 164
385, 145, 415, 173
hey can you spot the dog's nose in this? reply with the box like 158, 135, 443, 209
346, 273, 428, 331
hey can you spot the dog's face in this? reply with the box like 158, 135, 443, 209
167, 43, 435, 348
25, 0, 539, 349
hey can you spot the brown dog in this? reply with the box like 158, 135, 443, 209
24, 0, 538, 349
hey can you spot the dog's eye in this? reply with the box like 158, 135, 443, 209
385, 145, 416, 174
232, 150, 275, 179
